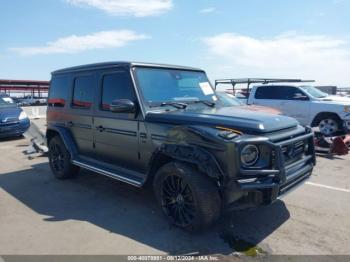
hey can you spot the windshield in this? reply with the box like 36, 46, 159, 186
300, 86, 328, 98
215, 92, 243, 106
134, 67, 217, 106
0, 96, 15, 107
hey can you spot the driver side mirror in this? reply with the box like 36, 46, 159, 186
293, 93, 309, 101
110, 99, 136, 113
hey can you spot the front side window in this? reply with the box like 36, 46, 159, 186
300, 86, 328, 98
134, 67, 216, 105
101, 71, 135, 110
72, 75, 94, 109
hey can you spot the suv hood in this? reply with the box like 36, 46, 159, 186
318, 95, 350, 105
145, 106, 298, 134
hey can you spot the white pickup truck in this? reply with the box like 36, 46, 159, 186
247, 84, 350, 136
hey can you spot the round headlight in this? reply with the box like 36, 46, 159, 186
241, 144, 259, 167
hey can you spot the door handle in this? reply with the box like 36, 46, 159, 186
96, 125, 105, 132
66, 121, 73, 127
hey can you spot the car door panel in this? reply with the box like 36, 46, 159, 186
93, 69, 143, 172
94, 116, 140, 170
66, 73, 95, 158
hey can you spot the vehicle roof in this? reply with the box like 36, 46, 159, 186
52, 61, 204, 75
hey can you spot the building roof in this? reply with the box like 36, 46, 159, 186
0, 79, 49, 86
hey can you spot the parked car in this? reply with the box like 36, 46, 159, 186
18, 96, 47, 106
46, 62, 315, 230
248, 84, 350, 136
0, 92, 30, 138
216, 91, 282, 115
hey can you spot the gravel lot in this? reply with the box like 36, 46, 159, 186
0, 124, 350, 256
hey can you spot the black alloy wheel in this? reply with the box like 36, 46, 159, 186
161, 173, 196, 227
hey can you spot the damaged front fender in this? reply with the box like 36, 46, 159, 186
149, 125, 227, 180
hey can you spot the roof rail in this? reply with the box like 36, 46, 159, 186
215, 78, 315, 87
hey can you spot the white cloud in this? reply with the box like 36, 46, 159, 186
66, 0, 173, 17
202, 32, 350, 86
10, 30, 149, 55
199, 7, 216, 14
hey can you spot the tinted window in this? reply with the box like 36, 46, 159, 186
215, 92, 243, 106
72, 75, 94, 109
101, 72, 135, 110
49, 75, 70, 107
255, 86, 306, 100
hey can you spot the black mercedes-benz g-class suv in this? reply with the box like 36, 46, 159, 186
47, 62, 315, 230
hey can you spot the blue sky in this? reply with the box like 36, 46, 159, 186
1, 0, 350, 86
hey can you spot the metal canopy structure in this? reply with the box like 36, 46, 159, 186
0, 79, 49, 97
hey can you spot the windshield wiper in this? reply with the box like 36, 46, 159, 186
190, 100, 216, 107
150, 101, 188, 109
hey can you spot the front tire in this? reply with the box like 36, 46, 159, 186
48, 136, 79, 179
318, 116, 340, 136
153, 161, 221, 231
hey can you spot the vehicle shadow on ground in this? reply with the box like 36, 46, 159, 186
0, 163, 290, 255
0, 135, 25, 142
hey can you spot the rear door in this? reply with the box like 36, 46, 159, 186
93, 68, 142, 172
66, 73, 95, 158
254, 85, 311, 125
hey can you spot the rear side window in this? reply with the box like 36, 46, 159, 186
48, 75, 69, 107
72, 75, 94, 109
101, 71, 135, 110
255, 86, 277, 99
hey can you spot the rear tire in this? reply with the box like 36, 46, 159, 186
48, 136, 80, 179
153, 161, 221, 231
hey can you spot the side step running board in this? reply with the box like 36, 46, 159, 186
72, 160, 143, 187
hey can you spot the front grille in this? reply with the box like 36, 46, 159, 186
271, 136, 309, 170
281, 139, 306, 164
0, 117, 19, 125
0, 117, 20, 131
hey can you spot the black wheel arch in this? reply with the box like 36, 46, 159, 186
146, 125, 226, 186
146, 143, 224, 186
46, 125, 78, 158
311, 112, 342, 127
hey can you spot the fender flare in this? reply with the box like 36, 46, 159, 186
46, 125, 78, 158
150, 143, 224, 180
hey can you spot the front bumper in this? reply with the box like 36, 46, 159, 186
224, 130, 315, 210
340, 112, 350, 133
343, 119, 350, 133
0, 118, 30, 138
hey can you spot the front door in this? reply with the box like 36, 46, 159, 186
93, 69, 142, 172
